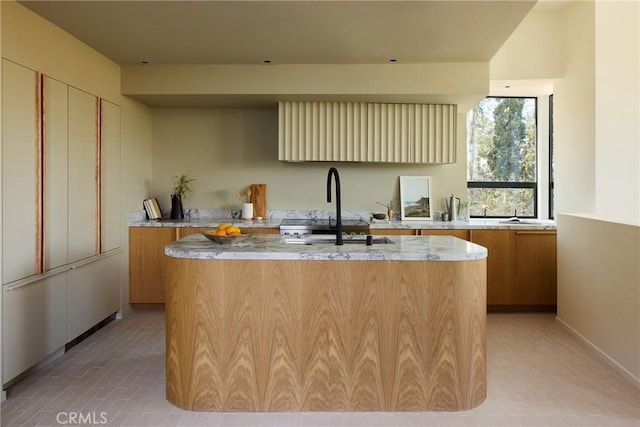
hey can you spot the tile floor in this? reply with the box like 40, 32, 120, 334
1, 310, 638, 426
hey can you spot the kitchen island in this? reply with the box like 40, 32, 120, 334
164, 233, 487, 412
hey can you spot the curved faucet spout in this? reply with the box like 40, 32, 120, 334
326, 167, 343, 245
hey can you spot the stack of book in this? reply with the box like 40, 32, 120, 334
143, 198, 163, 219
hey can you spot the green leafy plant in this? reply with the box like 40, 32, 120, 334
172, 174, 195, 199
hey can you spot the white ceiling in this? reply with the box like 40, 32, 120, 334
19, 0, 537, 66
18, 0, 540, 107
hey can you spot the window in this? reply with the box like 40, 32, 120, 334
549, 94, 555, 219
467, 97, 538, 218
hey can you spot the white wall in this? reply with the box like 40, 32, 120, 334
557, 214, 640, 385
594, 0, 640, 225
553, 1, 597, 217
490, 5, 565, 81
492, 0, 640, 386
555, 0, 640, 387
150, 108, 468, 216
493, 2, 596, 217
0, 1, 153, 313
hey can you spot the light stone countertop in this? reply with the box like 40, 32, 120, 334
130, 216, 556, 230
130, 217, 282, 228
164, 233, 488, 262
129, 209, 556, 230
369, 218, 557, 230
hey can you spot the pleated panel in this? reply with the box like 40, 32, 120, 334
278, 101, 455, 163
367, 103, 379, 162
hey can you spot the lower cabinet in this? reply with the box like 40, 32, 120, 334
373, 228, 557, 310
68, 252, 122, 341
2, 252, 122, 387
371, 229, 415, 235
469, 230, 516, 306
470, 229, 557, 310
3, 271, 68, 384
515, 231, 557, 306
129, 226, 280, 305
419, 229, 470, 240
371, 228, 469, 239
129, 227, 177, 304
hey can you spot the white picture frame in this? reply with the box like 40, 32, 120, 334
400, 176, 433, 220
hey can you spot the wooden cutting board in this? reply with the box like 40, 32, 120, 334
250, 184, 267, 218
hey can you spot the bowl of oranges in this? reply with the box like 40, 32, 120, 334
203, 224, 252, 244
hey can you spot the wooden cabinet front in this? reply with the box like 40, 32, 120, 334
419, 229, 470, 240
129, 227, 177, 304
371, 229, 469, 239
470, 230, 516, 306
515, 231, 557, 306
130, 226, 280, 305
371, 229, 416, 235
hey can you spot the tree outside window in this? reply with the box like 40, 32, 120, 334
467, 97, 537, 217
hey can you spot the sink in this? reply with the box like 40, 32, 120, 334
282, 235, 394, 245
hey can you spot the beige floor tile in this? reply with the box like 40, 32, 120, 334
2, 311, 639, 427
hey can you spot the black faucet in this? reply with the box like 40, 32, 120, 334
326, 167, 343, 245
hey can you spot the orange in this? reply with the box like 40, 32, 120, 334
214, 229, 227, 236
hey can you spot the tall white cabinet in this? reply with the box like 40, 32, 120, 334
101, 100, 121, 253
1, 60, 38, 284
67, 87, 98, 263
44, 76, 69, 271
1, 59, 122, 386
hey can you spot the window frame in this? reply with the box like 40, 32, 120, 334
466, 95, 541, 219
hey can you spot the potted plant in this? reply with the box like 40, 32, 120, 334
170, 174, 195, 219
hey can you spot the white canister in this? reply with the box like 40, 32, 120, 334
241, 203, 254, 220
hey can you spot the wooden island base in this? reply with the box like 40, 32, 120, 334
165, 258, 486, 412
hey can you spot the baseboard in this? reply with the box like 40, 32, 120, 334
556, 316, 640, 389
130, 303, 165, 310
3, 346, 65, 391
488, 305, 556, 313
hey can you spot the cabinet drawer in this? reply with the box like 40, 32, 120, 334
3, 272, 68, 383
68, 253, 121, 341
